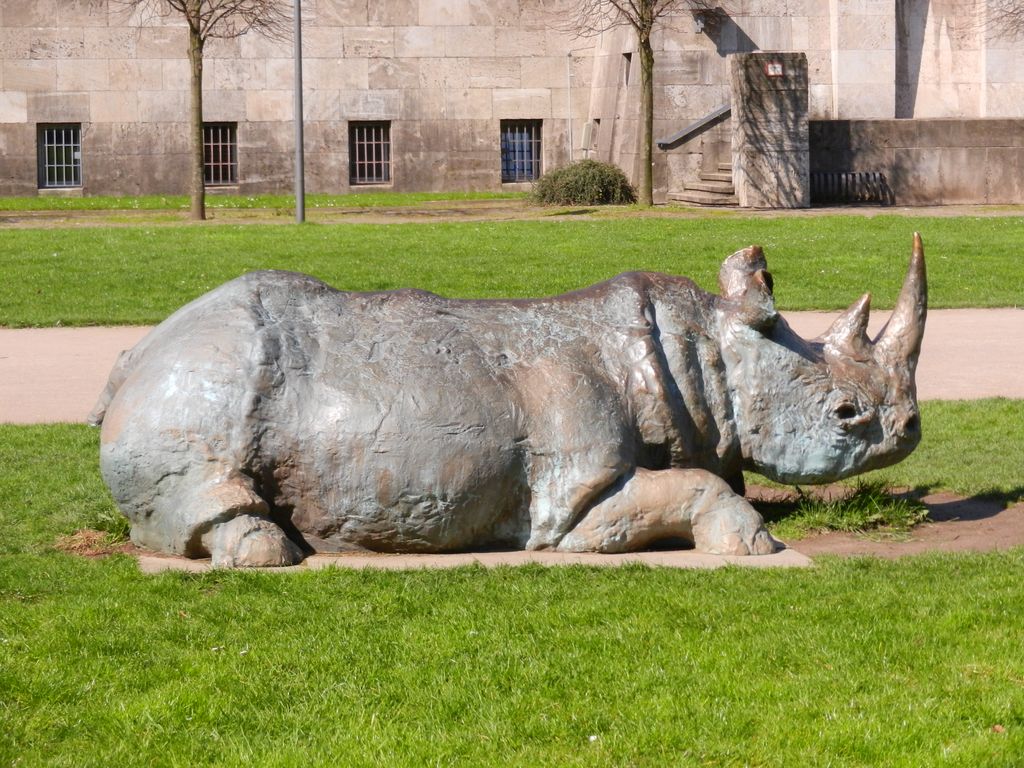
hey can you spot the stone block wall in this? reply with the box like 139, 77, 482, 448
0, 0, 846, 199
810, 118, 1024, 204
829, 0, 897, 118
0, 0, 588, 196
1, 1, 1023, 200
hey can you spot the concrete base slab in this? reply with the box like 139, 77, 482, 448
137, 547, 813, 574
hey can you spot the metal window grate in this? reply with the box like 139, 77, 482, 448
204, 123, 238, 186
500, 120, 542, 182
38, 124, 82, 188
810, 171, 893, 205
349, 122, 391, 185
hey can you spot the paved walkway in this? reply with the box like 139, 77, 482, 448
1, 308, 1022, 424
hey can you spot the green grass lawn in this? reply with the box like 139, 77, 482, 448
1, 215, 1022, 326
1, 402, 1022, 766
3, 551, 1022, 767
2, 212, 1022, 764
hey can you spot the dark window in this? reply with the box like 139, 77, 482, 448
622, 52, 632, 86
349, 121, 391, 185
204, 123, 238, 186
500, 120, 542, 182
37, 124, 82, 188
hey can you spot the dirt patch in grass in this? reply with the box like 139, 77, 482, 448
0, 199, 563, 228
3, 199, 1023, 229
55, 528, 139, 558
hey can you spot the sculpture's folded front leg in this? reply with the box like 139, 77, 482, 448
555, 467, 779, 555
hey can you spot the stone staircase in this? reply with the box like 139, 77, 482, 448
667, 163, 738, 207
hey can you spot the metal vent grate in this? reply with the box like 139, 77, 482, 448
811, 171, 893, 205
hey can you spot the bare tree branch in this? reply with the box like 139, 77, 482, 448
113, 0, 289, 43
987, 0, 1024, 39
558, 0, 718, 39
556, 0, 722, 205
112, 0, 290, 220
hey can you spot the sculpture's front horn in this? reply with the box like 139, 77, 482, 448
874, 233, 928, 369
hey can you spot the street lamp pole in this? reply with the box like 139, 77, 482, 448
293, 0, 305, 223
566, 52, 573, 164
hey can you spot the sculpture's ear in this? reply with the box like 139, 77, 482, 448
719, 245, 778, 330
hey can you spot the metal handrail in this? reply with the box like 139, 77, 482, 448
656, 103, 731, 150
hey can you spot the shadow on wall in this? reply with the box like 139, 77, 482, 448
808, 121, 895, 205
695, 7, 758, 57
897, 0, 980, 118
742, 92, 808, 206
889, 141, 935, 206
896, 0, 928, 118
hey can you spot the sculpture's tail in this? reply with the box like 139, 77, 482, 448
87, 348, 136, 427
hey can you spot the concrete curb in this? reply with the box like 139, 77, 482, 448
137, 547, 814, 574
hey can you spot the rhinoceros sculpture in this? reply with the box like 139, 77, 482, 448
90, 235, 927, 567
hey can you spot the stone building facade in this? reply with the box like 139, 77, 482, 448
1, 1, 1022, 202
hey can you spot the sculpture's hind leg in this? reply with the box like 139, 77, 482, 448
113, 458, 305, 568
193, 473, 306, 568
555, 468, 778, 555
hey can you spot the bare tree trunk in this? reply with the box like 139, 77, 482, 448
638, 36, 655, 207
188, 25, 206, 221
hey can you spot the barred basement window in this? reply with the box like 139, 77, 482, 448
500, 120, 542, 182
204, 123, 238, 186
37, 124, 82, 188
349, 121, 391, 185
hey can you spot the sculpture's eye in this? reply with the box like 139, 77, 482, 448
834, 403, 859, 421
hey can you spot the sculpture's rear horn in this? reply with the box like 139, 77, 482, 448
874, 233, 928, 367
822, 292, 872, 360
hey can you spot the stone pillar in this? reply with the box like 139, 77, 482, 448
730, 52, 809, 209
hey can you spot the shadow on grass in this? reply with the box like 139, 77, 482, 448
547, 208, 599, 217
755, 482, 1024, 540
918, 486, 1024, 522
753, 481, 928, 537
